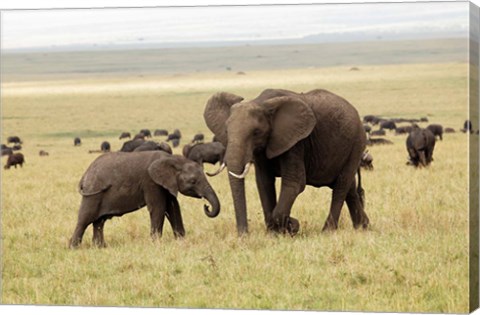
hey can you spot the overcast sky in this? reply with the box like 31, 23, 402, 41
1, 1, 469, 50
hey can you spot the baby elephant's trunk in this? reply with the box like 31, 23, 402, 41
203, 183, 220, 218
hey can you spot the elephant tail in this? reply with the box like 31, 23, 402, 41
78, 184, 112, 196
356, 168, 365, 208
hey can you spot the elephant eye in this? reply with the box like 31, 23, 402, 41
252, 128, 261, 136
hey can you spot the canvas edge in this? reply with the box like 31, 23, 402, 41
470, 1, 480, 313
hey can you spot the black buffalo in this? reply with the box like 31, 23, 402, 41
426, 124, 443, 141
406, 128, 436, 167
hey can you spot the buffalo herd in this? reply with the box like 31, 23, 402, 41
1, 97, 477, 247
2, 117, 477, 171
363, 116, 476, 169
2, 128, 221, 171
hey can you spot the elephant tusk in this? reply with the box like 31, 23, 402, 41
206, 162, 226, 177
228, 162, 252, 179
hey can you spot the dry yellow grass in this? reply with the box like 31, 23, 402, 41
1, 62, 471, 312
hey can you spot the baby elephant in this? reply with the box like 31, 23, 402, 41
69, 151, 221, 248
4, 153, 25, 169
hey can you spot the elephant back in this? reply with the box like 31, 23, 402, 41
79, 154, 115, 195
79, 152, 165, 195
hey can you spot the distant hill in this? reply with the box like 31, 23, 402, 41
2, 38, 468, 82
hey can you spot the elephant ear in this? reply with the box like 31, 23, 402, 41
263, 96, 316, 159
148, 156, 184, 197
203, 92, 244, 145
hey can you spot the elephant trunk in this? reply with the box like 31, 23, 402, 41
225, 145, 251, 235
228, 174, 248, 235
202, 183, 221, 218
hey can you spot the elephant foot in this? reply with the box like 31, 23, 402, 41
286, 217, 300, 236
68, 237, 82, 249
354, 216, 370, 230
92, 239, 107, 248
353, 219, 370, 230
268, 216, 300, 236
321, 218, 338, 232
173, 230, 186, 239
150, 231, 163, 242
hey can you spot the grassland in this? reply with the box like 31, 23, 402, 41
0, 57, 472, 312
2, 38, 467, 82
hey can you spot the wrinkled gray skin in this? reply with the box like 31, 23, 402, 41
134, 141, 172, 154
406, 128, 436, 167
69, 151, 220, 248
204, 88, 369, 235
182, 142, 225, 165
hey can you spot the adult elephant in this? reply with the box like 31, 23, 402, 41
69, 151, 220, 248
204, 88, 369, 235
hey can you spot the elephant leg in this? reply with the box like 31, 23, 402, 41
322, 153, 359, 231
270, 148, 305, 235
345, 180, 370, 229
148, 204, 166, 238
165, 196, 186, 238
271, 181, 304, 235
70, 223, 88, 248
145, 185, 167, 239
254, 155, 277, 229
322, 187, 348, 231
69, 197, 101, 248
92, 217, 107, 248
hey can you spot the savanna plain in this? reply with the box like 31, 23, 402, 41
1, 42, 472, 312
